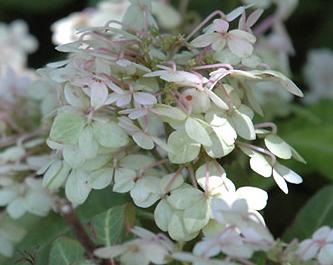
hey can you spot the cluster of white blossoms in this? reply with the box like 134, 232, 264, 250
23, 0, 333, 264
51, 0, 181, 45
0, 20, 38, 71
240, 0, 299, 119
0, 21, 56, 257
303, 48, 333, 104
0, 1, 332, 264
297, 226, 333, 265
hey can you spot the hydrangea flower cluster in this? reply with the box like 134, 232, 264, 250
303, 48, 333, 104
0, 20, 38, 70
51, 0, 181, 45
0, 21, 56, 257
0, 1, 332, 264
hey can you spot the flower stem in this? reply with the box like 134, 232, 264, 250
186, 10, 225, 41
58, 200, 95, 259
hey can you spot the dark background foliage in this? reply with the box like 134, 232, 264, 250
0, 0, 332, 238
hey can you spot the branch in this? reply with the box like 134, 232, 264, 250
58, 201, 95, 259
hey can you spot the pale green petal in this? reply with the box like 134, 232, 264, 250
119, 154, 155, 170
167, 185, 203, 210
50, 111, 86, 145
185, 117, 212, 146
132, 132, 154, 150
152, 104, 187, 121
154, 199, 173, 231
7, 198, 26, 219
93, 120, 129, 148
43, 160, 70, 190
0, 236, 13, 257
183, 197, 210, 234
167, 130, 201, 164
79, 126, 99, 159
195, 161, 226, 192
113, 168, 136, 193
229, 107, 255, 140
264, 135, 292, 159
168, 212, 199, 241
249, 153, 272, 177
88, 168, 114, 190
63, 145, 86, 168
65, 171, 91, 204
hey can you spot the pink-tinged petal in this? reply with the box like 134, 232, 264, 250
191, 33, 221, 48
212, 19, 229, 33
105, 93, 120, 105
128, 108, 148, 119
206, 89, 229, 110
144, 70, 167, 78
273, 164, 303, 184
247, 9, 264, 27
227, 37, 254, 58
116, 93, 132, 107
133, 92, 157, 105
226, 6, 245, 22
108, 82, 124, 94
298, 240, 319, 261
318, 244, 333, 265
229, 30, 256, 43
90, 82, 108, 109
238, 12, 246, 29
211, 38, 227, 52
133, 132, 154, 150
273, 168, 288, 194
327, 230, 333, 242
313, 226, 331, 241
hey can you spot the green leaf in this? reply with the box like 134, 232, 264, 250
167, 130, 201, 164
92, 120, 129, 148
49, 237, 85, 265
282, 126, 333, 179
283, 186, 333, 241
91, 203, 135, 246
50, 112, 86, 145
3, 188, 128, 264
